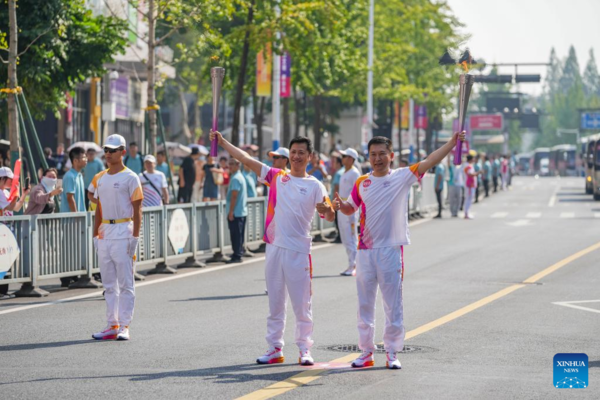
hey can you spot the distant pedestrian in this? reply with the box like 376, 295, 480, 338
199, 155, 222, 202
329, 153, 344, 243
124, 142, 143, 175
54, 143, 67, 178
464, 155, 482, 219
178, 147, 200, 203
242, 164, 258, 198
307, 152, 328, 181
83, 149, 105, 209
501, 155, 509, 191
483, 156, 492, 197
0, 167, 29, 217
448, 157, 464, 217
434, 161, 445, 218
336, 148, 361, 276
219, 156, 230, 201
25, 168, 63, 215
44, 147, 57, 169
140, 155, 169, 207
225, 158, 248, 264
492, 156, 500, 192
474, 155, 482, 203
155, 151, 170, 177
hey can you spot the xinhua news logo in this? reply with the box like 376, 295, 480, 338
554, 353, 588, 389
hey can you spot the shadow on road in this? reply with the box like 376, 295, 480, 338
0, 362, 311, 387
313, 275, 345, 279
172, 293, 266, 302
0, 339, 95, 352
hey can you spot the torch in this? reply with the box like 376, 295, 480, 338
210, 67, 225, 157
454, 73, 475, 165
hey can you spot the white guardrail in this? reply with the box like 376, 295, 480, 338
0, 179, 440, 297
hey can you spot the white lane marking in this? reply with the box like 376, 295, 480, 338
506, 219, 531, 227
491, 212, 508, 219
0, 244, 334, 316
553, 300, 600, 315
560, 212, 575, 219
526, 212, 542, 218
548, 186, 559, 207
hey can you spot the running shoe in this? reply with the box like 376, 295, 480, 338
386, 351, 402, 369
351, 350, 374, 368
299, 349, 314, 366
92, 325, 119, 340
117, 326, 130, 341
340, 267, 356, 276
256, 347, 284, 364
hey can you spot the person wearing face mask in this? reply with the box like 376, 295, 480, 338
25, 168, 63, 215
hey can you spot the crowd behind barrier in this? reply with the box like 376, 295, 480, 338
0, 179, 438, 296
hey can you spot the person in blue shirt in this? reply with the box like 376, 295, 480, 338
60, 147, 87, 213
492, 155, 500, 193
482, 155, 492, 197
242, 164, 257, 198
226, 158, 248, 264
124, 142, 143, 175
474, 155, 482, 203
307, 152, 329, 181
155, 151, 170, 177
83, 148, 105, 209
434, 162, 445, 218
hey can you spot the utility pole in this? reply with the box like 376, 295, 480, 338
8, 0, 21, 168
366, 0, 374, 142
146, 0, 157, 154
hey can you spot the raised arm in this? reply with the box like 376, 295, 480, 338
418, 131, 466, 174
210, 130, 263, 177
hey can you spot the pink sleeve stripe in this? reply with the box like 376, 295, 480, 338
264, 168, 282, 185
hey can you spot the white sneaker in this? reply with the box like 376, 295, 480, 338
386, 351, 401, 369
92, 325, 119, 340
256, 347, 284, 364
351, 350, 374, 368
340, 267, 356, 276
299, 349, 314, 366
117, 326, 130, 341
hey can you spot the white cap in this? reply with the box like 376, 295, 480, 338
0, 167, 14, 179
144, 155, 156, 164
339, 148, 359, 160
103, 134, 126, 149
268, 147, 290, 159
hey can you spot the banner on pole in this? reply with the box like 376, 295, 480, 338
7, 159, 21, 202
394, 101, 400, 128
256, 44, 272, 97
401, 100, 410, 129
414, 105, 428, 129
280, 52, 291, 98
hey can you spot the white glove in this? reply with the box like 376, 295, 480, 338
127, 237, 139, 258
93, 237, 99, 254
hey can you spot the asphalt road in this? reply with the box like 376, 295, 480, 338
1, 176, 599, 399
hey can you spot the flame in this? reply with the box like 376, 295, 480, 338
211, 55, 220, 62
461, 60, 469, 73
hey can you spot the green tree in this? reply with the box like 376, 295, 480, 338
583, 49, 600, 98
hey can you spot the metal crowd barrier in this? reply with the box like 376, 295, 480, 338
0, 196, 336, 296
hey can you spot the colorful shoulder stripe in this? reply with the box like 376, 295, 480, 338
409, 163, 424, 182
262, 168, 288, 244
351, 174, 370, 207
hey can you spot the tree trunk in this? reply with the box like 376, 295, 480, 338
254, 92, 266, 160
282, 97, 291, 148
177, 82, 192, 143
293, 86, 300, 137
147, 0, 157, 154
231, 0, 255, 147
397, 103, 402, 155
193, 88, 201, 144
313, 95, 322, 153
425, 123, 433, 155
8, 0, 21, 168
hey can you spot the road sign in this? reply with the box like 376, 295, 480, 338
168, 209, 190, 254
580, 112, 600, 130
0, 224, 19, 278
470, 114, 504, 130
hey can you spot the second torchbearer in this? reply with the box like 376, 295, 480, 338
211, 67, 226, 157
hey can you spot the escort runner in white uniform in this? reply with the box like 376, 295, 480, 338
337, 148, 361, 276
336, 132, 465, 369
91, 134, 143, 341
209, 130, 336, 366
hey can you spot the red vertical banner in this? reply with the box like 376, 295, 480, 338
7, 160, 21, 202
414, 105, 428, 129
280, 52, 291, 98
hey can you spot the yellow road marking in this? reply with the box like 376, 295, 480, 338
237, 241, 600, 400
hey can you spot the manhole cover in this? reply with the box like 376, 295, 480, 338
323, 344, 434, 354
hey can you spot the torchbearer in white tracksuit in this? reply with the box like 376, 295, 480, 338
209, 130, 336, 366
335, 132, 466, 370
337, 148, 361, 276
91, 134, 143, 341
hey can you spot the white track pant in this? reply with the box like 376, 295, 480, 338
356, 246, 405, 353
265, 244, 313, 351
98, 239, 135, 326
338, 212, 358, 268
464, 187, 475, 216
